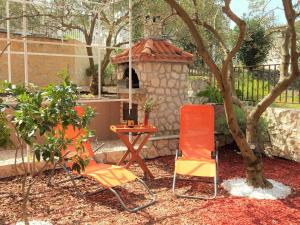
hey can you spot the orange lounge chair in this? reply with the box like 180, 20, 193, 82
172, 104, 218, 199
49, 106, 155, 212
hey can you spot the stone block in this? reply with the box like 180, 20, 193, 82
94, 153, 106, 163
156, 88, 165, 95
171, 89, 179, 96
105, 151, 126, 163
159, 103, 167, 112
158, 73, 166, 79
158, 147, 172, 157
172, 64, 182, 73
137, 63, 143, 72
167, 102, 177, 110
182, 65, 189, 73
143, 62, 153, 73
167, 114, 176, 124
168, 79, 176, 88
141, 147, 159, 159
160, 78, 167, 87
165, 64, 172, 73
159, 64, 166, 74
148, 87, 155, 93
151, 78, 160, 87
171, 71, 180, 79
168, 139, 179, 151
159, 118, 168, 127
165, 88, 171, 95
139, 72, 147, 82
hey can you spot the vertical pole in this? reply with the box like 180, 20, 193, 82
6, 0, 12, 82
98, 13, 102, 98
262, 65, 265, 98
128, 0, 132, 111
128, 0, 133, 142
22, 0, 31, 168
22, 0, 29, 86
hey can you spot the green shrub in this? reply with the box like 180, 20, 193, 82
195, 85, 223, 103
104, 63, 116, 79
0, 110, 11, 148
215, 105, 245, 135
215, 105, 269, 143
86, 64, 98, 77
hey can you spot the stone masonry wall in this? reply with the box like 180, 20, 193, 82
187, 76, 210, 104
263, 108, 300, 162
116, 61, 189, 156
117, 62, 189, 136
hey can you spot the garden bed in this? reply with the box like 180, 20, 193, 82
0, 147, 299, 225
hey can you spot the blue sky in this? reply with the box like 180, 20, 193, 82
230, 0, 291, 26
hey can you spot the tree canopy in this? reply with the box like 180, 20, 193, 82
236, 19, 272, 67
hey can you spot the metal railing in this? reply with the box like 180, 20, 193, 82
189, 64, 300, 104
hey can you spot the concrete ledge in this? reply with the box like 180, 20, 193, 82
0, 135, 233, 179
0, 162, 53, 179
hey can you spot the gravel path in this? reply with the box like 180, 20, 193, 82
1, 147, 299, 225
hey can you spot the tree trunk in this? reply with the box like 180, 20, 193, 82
90, 75, 98, 95
86, 44, 98, 95
221, 72, 272, 188
84, 31, 98, 95
246, 117, 258, 146
164, 0, 298, 189
100, 49, 113, 86
244, 151, 272, 188
21, 175, 30, 225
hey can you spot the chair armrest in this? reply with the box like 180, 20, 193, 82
212, 140, 219, 161
93, 142, 105, 153
175, 149, 182, 159
214, 131, 224, 136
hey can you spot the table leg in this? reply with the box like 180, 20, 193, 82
117, 134, 141, 165
125, 134, 154, 179
130, 152, 154, 179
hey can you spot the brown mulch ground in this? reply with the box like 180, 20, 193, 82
0, 147, 299, 225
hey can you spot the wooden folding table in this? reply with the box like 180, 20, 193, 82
110, 124, 157, 179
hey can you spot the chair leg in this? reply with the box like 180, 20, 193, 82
172, 172, 217, 200
47, 164, 84, 197
108, 178, 156, 213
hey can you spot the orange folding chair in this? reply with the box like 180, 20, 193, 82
172, 104, 218, 199
48, 106, 155, 212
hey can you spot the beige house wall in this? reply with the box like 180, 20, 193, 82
0, 101, 120, 153
86, 102, 120, 141
74, 45, 106, 88
0, 32, 105, 87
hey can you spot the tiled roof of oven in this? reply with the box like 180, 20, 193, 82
111, 38, 193, 64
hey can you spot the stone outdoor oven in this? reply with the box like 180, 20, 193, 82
111, 16, 193, 139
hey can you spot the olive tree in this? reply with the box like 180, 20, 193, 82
164, 0, 300, 188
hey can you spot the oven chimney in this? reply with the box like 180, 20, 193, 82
144, 15, 163, 39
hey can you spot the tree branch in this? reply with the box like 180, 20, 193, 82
198, 21, 228, 54
0, 42, 11, 58
222, 0, 246, 75
248, 0, 300, 125
164, 0, 223, 88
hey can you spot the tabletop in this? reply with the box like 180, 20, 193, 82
110, 124, 157, 134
